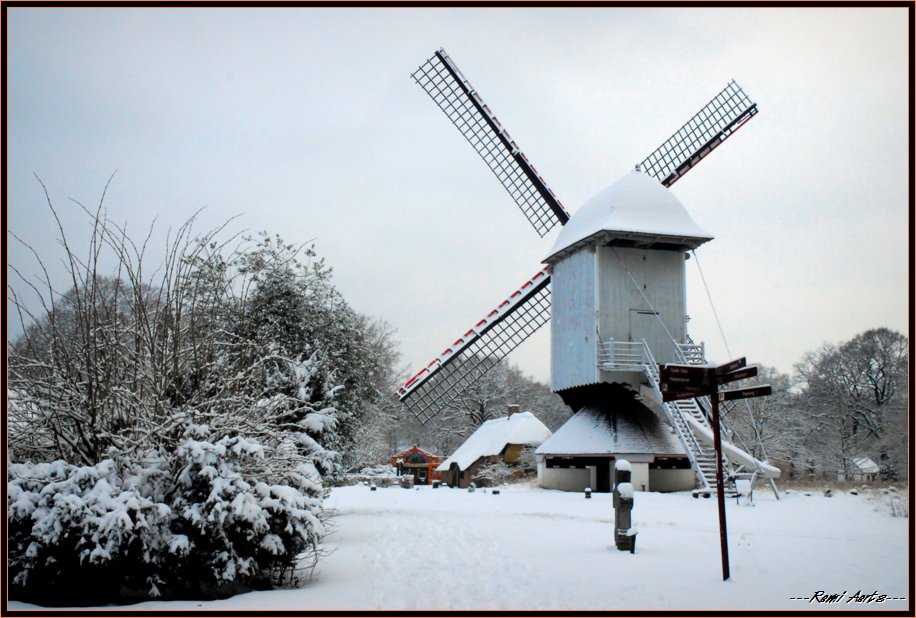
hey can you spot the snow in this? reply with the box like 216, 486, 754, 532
616, 482, 634, 499
615, 459, 632, 472
169, 535, 190, 555
536, 404, 685, 460
12, 483, 908, 611
546, 170, 713, 262
735, 479, 752, 497
436, 411, 551, 472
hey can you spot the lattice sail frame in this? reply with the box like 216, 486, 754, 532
398, 268, 551, 424
412, 49, 569, 237
639, 80, 758, 188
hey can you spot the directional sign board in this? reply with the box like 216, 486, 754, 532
718, 365, 758, 385
662, 363, 711, 378
660, 364, 714, 387
718, 384, 772, 401
661, 389, 703, 403
715, 357, 747, 376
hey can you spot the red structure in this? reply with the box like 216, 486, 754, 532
389, 446, 443, 485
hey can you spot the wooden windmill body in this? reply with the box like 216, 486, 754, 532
399, 49, 780, 494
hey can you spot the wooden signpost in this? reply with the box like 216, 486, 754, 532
658, 357, 771, 582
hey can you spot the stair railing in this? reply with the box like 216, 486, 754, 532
629, 340, 709, 488
672, 338, 778, 495
597, 337, 752, 492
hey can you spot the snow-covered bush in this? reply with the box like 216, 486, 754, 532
356, 464, 398, 477
8, 457, 176, 604
8, 429, 330, 604
7, 190, 400, 602
336, 474, 413, 488
518, 445, 538, 474
880, 463, 899, 481
168, 425, 327, 596
473, 461, 516, 487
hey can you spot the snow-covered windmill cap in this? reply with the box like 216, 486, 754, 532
545, 170, 713, 263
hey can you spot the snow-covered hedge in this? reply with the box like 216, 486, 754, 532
8, 427, 327, 605
355, 464, 398, 477
472, 461, 519, 487
337, 474, 414, 488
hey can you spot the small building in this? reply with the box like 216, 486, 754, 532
437, 407, 552, 488
849, 456, 880, 482
389, 446, 443, 485
536, 392, 693, 493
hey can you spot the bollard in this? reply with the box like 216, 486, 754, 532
432, 481, 440, 489
585, 487, 592, 499
468, 482, 476, 493
735, 478, 752, 506
613, 459, 636, 553
370, 484, 377, 491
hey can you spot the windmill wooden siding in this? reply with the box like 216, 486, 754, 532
551, 243, 690, 394
551, 247, 599, 392
596, 246, 687, 367
546, 172, 711, 399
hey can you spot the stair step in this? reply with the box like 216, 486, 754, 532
641, 362, 743, 495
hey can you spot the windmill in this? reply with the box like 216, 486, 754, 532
399, 48, 779, 495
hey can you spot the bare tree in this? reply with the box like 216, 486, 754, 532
416, 358, 571, 457
7, 179, 337, 473
793, 328, 908, 480
722, 366, 802, 470
503, 364, 572, 431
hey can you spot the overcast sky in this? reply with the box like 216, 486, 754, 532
6, 7, 910, 386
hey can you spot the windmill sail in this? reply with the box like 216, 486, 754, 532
639, 80, 758, 187
412, 49, 569, 237
398, 267, 551, 424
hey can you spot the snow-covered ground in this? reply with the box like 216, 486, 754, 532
9, 483, 910, 611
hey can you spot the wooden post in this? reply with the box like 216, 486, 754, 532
659, 357, 771, 583
613, 460, 636, 553
711, 391, 730, 581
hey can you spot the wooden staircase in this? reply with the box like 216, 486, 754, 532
599, 339, 745, 495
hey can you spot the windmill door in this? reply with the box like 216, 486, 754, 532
629, 309, 672, 364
